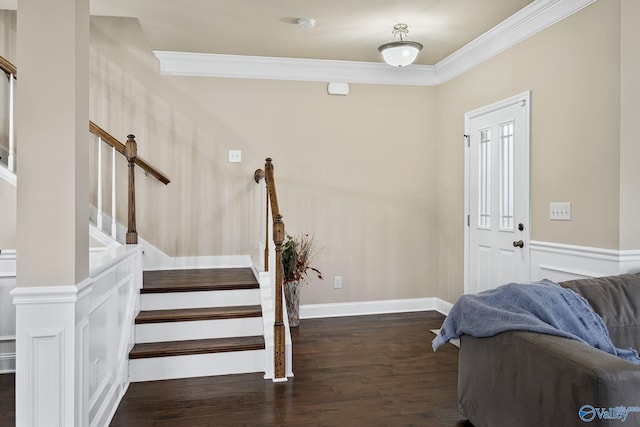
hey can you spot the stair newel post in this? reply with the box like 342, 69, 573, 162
264, 157, 286, 379
125, 134, 138, 244
273, 213, 286, 379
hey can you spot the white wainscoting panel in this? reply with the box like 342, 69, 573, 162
11, 245, 142, 427
530, 241, 640, 282
0, 274, 16, 373
13, 285, 80, 427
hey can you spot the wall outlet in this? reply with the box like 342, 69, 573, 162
550, 202, 571, 221
334, 276, 342, 289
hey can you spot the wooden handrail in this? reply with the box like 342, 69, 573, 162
89, 121, 170, 185
0, 55, 16, 77
0, 55, 169, 185
257, 158, 286, 380
2, 54, 168, 247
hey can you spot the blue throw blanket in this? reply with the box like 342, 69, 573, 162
432, 279, 640, 365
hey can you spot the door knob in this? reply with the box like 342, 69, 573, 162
513, 240, 524, 248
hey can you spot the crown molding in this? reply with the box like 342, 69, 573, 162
153, 0, 598, 86
153, 51, 439, 86
434, 0, 598, 83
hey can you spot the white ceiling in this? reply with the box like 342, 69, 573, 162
88, 0, 534, 65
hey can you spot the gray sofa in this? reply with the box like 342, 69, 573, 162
458, 273, 640, 427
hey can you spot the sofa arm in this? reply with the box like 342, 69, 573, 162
459, 331, 640, 427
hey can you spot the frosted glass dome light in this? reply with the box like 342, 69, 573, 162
378, 23, 423, 67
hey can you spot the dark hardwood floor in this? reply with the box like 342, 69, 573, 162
0, 311, 469, 426
111, 311, 470, 427
0, 371, 14, 426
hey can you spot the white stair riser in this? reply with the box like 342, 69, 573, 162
129, 349, 266, 382
135, 317, 264, 343
140, 288, 260, 310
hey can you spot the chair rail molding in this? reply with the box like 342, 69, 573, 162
153, 0, 596, 86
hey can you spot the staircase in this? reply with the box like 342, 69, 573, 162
129, 267, 267, 382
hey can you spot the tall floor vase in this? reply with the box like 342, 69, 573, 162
284, 281, 300, 327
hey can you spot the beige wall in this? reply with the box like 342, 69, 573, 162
89, 17, 439, 304
435, 0, 623, 301
2, 0, 635, 301
0, 178, 15, 248
619, 0, 640, 250
0, 11, 16, 157
0, 11, 16, 250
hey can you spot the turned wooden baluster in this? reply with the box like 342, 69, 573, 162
264, 158, 286, 379
125, 134, 138, 244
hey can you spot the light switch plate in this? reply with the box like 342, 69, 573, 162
228, 150, 242, 163
550, 202, 571, 221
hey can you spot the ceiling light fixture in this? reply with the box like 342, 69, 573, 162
378, 23, 423, 67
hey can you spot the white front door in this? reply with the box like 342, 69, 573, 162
464, 92, 531, 294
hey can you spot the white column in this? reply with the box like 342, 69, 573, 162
13, 0, 90, 425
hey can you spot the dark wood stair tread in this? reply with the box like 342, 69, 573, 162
135, 305, 262, 324
142, 268, 259, 293
129, 336, 265, 359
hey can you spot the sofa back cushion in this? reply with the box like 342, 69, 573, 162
561, 273, 640, 351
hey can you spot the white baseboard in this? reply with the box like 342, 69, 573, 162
88, 206, 253, 271
300, 297, 452, 319
0, 352, 15, 373
0, 249, 16, 277
140, 236, 252, 271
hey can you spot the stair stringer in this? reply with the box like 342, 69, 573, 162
258, 270, 293, 381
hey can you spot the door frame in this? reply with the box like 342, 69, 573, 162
464, 91, 532, 294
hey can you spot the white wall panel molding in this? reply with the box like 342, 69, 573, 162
12, 290, 76, 426
530, 241, 640, 282
29, 328, 65, 426
153, 0, 596, 86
